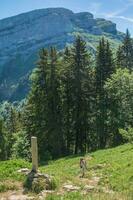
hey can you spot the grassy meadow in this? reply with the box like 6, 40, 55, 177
0, 143, 133, 199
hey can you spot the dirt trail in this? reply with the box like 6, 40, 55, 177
0, 190, 34, 200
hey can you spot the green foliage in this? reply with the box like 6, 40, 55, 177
23, 173, 57, 194
105, 69, 133, 145
23, 36, 95, 159
0, 159, 31, 181
50, 177, 57, 190
0, 33, 133, 162
23, 175, 52, 194
119, 127, 133, 143
11, 131, 30, 160
95, 37, 114, 148
0, 182, 18, 193
31, 178, 46, 193
23, 47, 64, 159
0, 120, 6, 160
70, 36, 92, 154
116, 29, 133, 71
0, 101, 23, 160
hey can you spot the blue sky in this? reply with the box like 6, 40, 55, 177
1, 0, 133, 35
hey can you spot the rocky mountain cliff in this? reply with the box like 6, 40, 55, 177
0, 8, 124, 101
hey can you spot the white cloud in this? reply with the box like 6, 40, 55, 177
87, 0, 133, 32
104, 2, 133, 19
111, 15, 133, 23
99, 0, 133, 22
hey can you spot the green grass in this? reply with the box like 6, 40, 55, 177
0, 159, 31, 181
45, 192, 133, 200
0, 144, 133, 199
0, 159, 31, 193
42, 144, 133, 199
41, 144, 133, 192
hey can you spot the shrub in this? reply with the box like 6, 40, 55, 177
119, 127, 133, 144
11, 131, 30, 160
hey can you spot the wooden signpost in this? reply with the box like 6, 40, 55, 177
31, 136, 38, 173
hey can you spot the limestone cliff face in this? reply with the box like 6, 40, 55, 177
96, 18, 117, 34
0, 8, 74, 66
0, 8, 122, 101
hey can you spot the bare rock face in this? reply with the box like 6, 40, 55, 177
0, 8, 74, 75
73, 12, 95, 29
0, 8, 74, 52
96, 18, 117, 34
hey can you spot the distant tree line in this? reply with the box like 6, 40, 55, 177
0, 30, 133, 161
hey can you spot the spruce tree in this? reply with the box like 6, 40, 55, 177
46, 47, 64, 158
71, 36, 91, 154
61, 47, 74, 154
96, 37, 114, 148
23, 48, 49, 159
0, 120, 6, 160
116, 29, 133, 71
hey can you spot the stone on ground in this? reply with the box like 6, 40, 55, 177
24, 171, 53, 194
63, 184, 80, 192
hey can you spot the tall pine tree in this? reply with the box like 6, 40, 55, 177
46, 47, 64, 158
71, 36, 91, 154
61, 47, 74, 154
23, 48, 49, 159
116, 29, 133, 71
96, 37, 114, 148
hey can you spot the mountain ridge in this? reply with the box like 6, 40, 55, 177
0, 7, 124, 101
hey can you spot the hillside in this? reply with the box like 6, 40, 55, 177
0, 8, 124, 101
0, 144, 133, 199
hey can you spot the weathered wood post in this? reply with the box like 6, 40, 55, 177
31, 136, 38, 173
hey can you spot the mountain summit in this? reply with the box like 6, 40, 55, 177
0, 8, 123, 101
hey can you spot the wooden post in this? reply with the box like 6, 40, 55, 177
31, 137, 38, 173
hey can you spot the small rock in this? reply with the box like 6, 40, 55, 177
39, 195, 45, 200
24, 171, 54, 193
8, 194, 33, 200
84, 185, 95, 192
17, 168, 30, 175
39, 190, 54, 199
56, 191, 65, 195
38, 173, 50, 179
93, 164, 106, 170
101, 187, 114, 194
86, 156, 93, 161
33, 174, 39, 178
41, 190, 54, 194
92, 176, 100, 183
63, 184, 80, 191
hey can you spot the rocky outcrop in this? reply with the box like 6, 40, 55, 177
73, 12, 95, 29
96, 18, 117, 34
23, 171, 55, 194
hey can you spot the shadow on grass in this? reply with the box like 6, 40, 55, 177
39, 153, 85, 166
